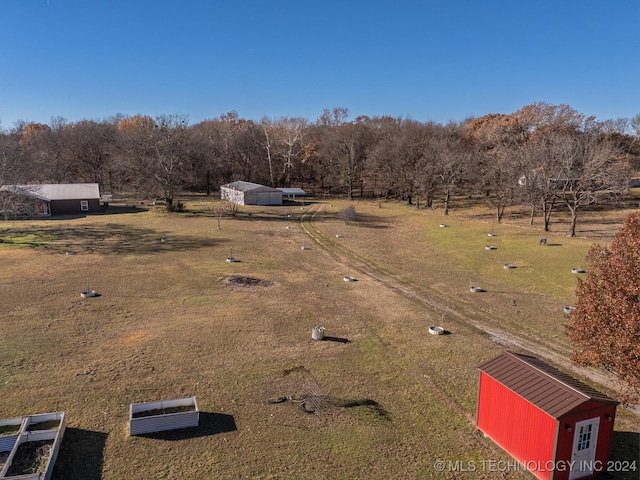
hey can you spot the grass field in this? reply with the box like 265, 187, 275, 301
0, 195, 637, 479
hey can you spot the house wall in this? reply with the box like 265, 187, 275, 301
49, 198, 100, 215
246, 191, 282, 205
220, 187, 245, 205
477, 372, 557, 480
552, 405, 617, 480
221, 184, 282, 206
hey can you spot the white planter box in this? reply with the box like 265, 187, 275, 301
0, 412, 65, 480
129, 397, 199, 436
0, 417, 25, 454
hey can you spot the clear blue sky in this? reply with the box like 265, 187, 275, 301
1, 0, 638, 129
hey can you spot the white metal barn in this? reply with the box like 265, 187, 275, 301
220, 181, 283, 206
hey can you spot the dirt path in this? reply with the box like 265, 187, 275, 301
299, 203, 628, 405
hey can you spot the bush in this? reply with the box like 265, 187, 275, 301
166, 200, 186, 213
339, 205, 357, 223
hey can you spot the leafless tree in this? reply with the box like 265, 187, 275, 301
118, 114, 190, 205
554, 130, 629, 237
64, 120, 118, 189
259, 118, 277, 187
434, 122, 471, 215
276, 117, 307, 188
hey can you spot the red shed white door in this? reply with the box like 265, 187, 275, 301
569, 417, 600, 480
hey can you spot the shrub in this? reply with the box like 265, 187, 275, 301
339, 205, 357, 223
166, 200, 186, 213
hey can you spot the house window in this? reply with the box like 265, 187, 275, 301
80, 200, 89, 211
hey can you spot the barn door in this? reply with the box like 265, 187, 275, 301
569, 417, 600, 480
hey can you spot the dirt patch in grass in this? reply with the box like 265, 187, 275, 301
222, 275, 273, 288
6, 440, 53, 476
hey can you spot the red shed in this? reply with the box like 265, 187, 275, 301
477, 351, 618, 480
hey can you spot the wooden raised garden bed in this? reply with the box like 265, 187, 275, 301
0, 412, 65, 480
129, 397, 199, 436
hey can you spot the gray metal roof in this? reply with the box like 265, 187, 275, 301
0, 183, 100, 201
221, 181, 280, 193
277, 188, 306, 195
479, 351, 618, 418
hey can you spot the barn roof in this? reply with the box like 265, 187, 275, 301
221, 181, 281, 193
0, 183, 100, 201
479, 351, 618, 418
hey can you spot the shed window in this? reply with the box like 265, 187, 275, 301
80, 200, 89, 211
577, 424, 592, 451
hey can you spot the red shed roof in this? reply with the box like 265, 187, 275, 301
479, 351, 618, 418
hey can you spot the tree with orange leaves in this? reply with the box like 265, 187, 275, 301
566, 212, 640, 404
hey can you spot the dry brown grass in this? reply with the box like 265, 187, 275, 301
0, 195, 637, 479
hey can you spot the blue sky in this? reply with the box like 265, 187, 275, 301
1, 0, 638, 128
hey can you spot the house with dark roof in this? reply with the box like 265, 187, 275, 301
477, 351, 619, 480
0, 183, 101, 216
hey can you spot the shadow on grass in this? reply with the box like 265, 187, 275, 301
431, 329, 452, 335
137, 412, 237, 441
604, 431, 640, 480
337, 398, 391, 420
223, 207, 392, 230
51, 428, 107, 480
347, 212, 393, 230
321, 336, 350, 343
1, 223, 224, 255
99, 205, 148, 215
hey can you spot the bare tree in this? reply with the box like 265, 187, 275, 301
211, 199, 239, 229
434, 122, 471, 215
64, 120, 118, 189
276, 117, 307, 188
465, 114, 527, 223
338, 205, 357, 223
0, 129, 32, 218
259, 118, 277, 187
151, 115, 190, 205
118, 114, 190, 205
367, 116, 407, 201
554, 131, 629, 237
518, 133, 563, 230
311, 108, 351, 196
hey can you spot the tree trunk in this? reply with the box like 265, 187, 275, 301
570, 207, 578, 237
443, 189, 450, 215
495, 203, 505, 224
529, 203, 535, 225
542, 198, 555, 232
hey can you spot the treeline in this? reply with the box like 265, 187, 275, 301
1, 102, 639, 236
